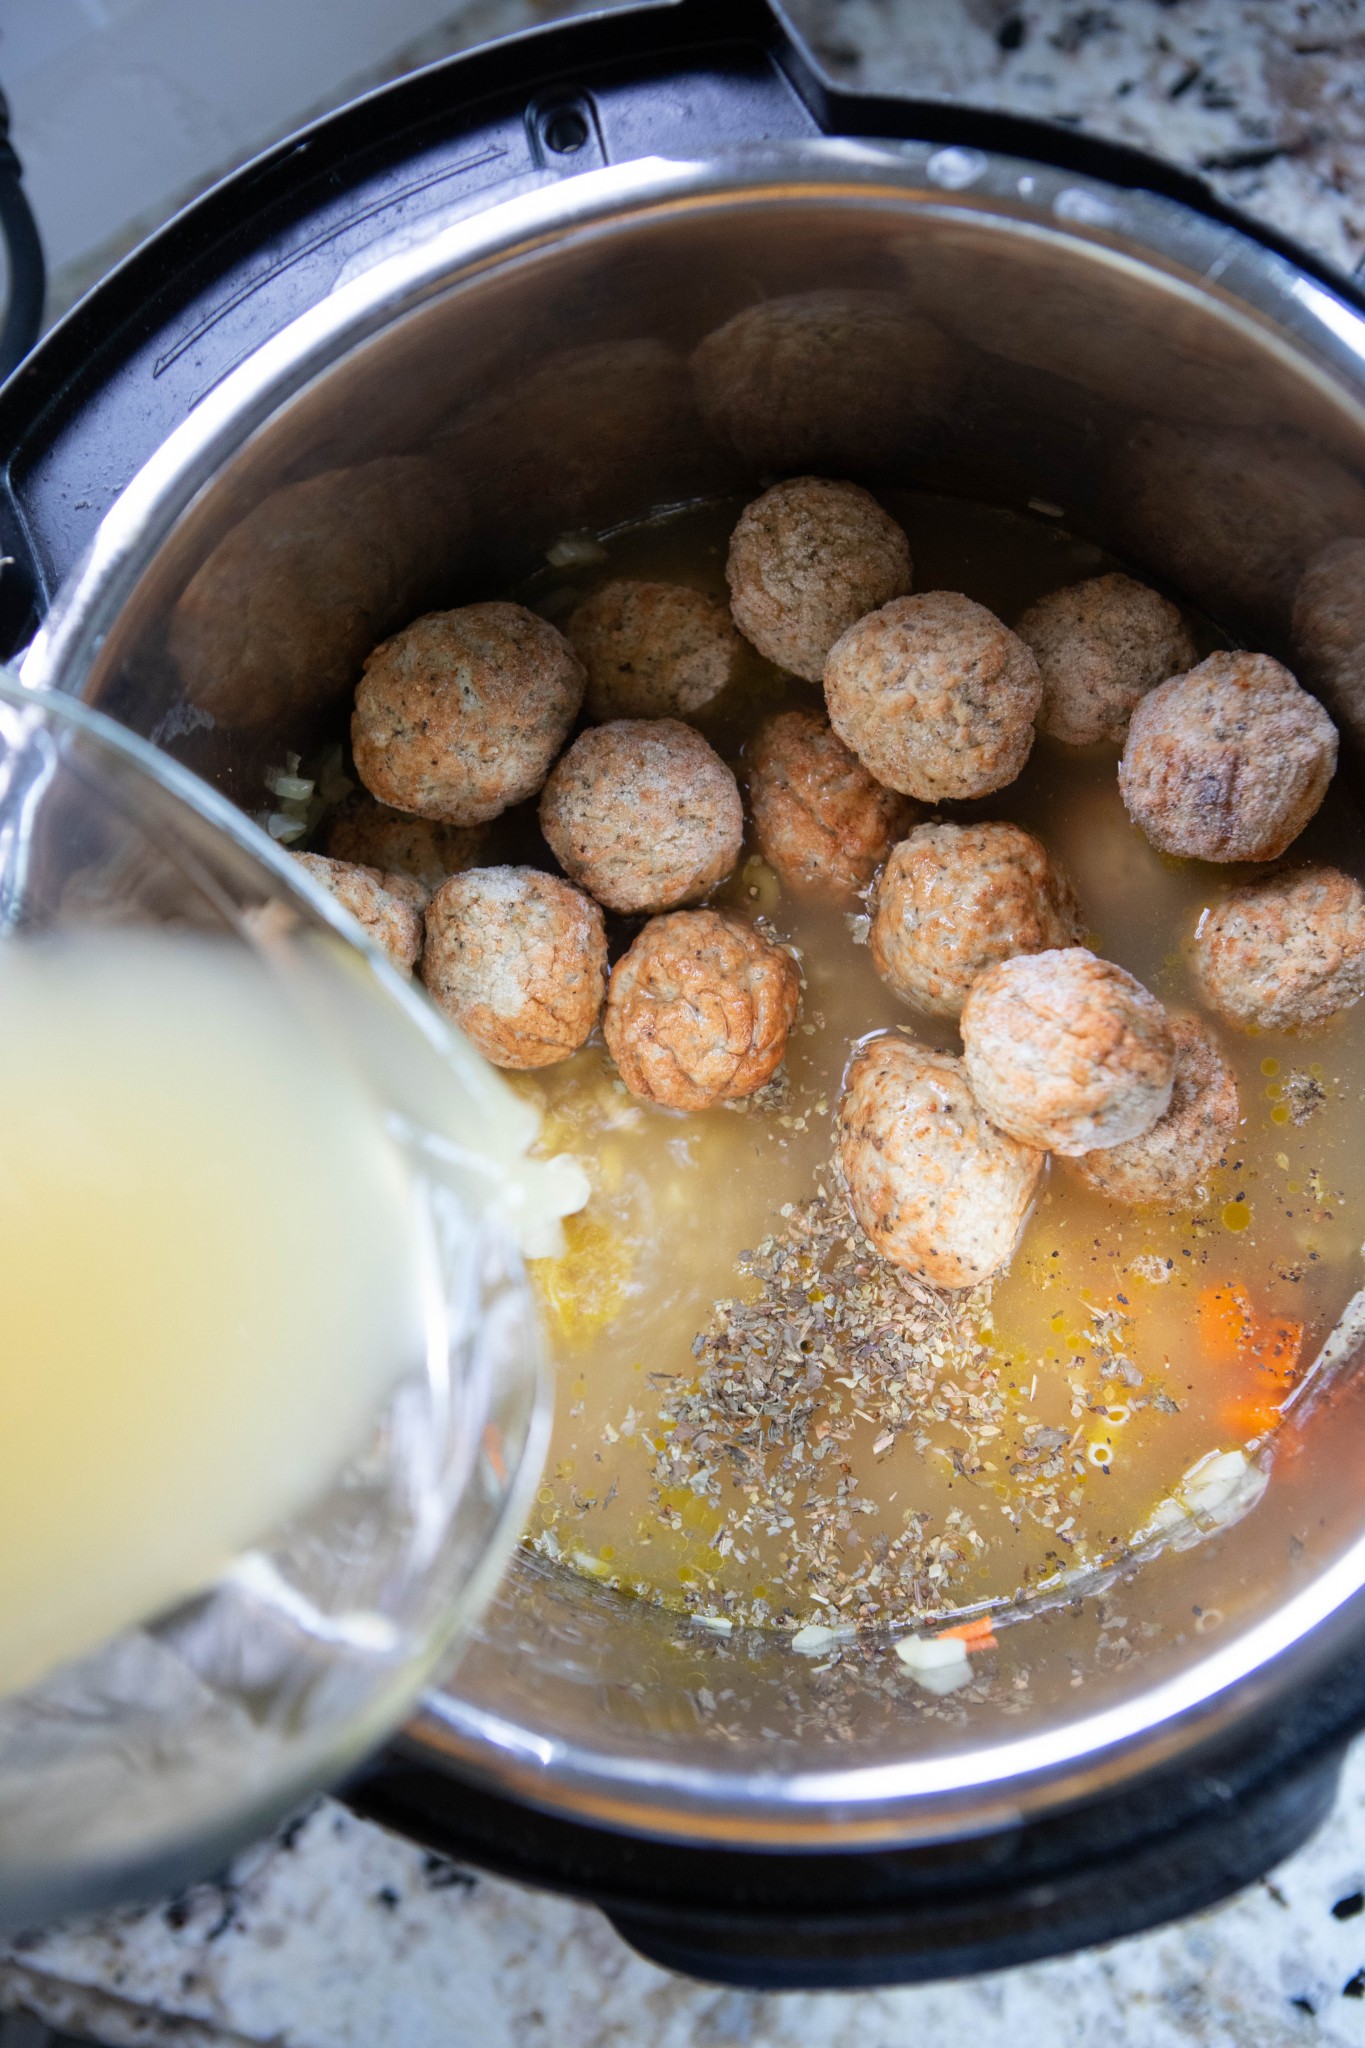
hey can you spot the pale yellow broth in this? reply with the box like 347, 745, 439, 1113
510, 495, 1365, 1629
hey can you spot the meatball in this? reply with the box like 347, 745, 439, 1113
836, 1037, 1043, 1290
1191, 865, 1365, 1032
870, 821, 1085, 1018
1118, 651, 1338, 863
568, 580, 744, 722
690, 289, 956, 476
1017, 573, 1197, 747
292, 852, 425, 975
420, 866, 607, 1071
323, 791, 484, 890
539, 719, 743, 914
603, 909, 800, 1110
825, 591, 1042, 802
961, 949, 1175, 1156
1069, 1015, 1240, 1206
352, 602, 585, 827
726, 478, 913, 683
747, 708, 913, 896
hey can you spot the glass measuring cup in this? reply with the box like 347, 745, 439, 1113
0, 670, 558, 1932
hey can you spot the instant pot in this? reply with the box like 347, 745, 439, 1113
6, 0, 1365, 1989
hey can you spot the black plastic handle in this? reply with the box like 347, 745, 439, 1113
0, 87, 44, 384
0, 0, 817, 655
344, 1610, 1365, 1989
348, 1727, 1343, 1991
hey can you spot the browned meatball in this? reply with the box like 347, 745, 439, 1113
1191, 866, 1365, 1032
836, 1037, 1043, 1289
870, 821, 1085, 1018
568, 580, 744, 722
1069, 1015, 1240, 1206
1017, 573, 1197, 747
690, 290, 956, 475
961, 950, 1175, 1156
420, 866, 606, 1071
539, 719, 743, 914
352, 602, 585, 827
1118, 651, 1337, 863
746, 708, 913, 897
726, 479, 913, 683
322, 791, 484, 890
825, 592, 1042, 802
292, 852, 425, 975
603, 910, 800, 1110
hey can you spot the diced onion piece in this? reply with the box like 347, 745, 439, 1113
267, 772, 315, 802
1139, 1447, 1268, 1553
546, 533, 608, 569
263, 811, 307, 844
1176, 1447, 1266, 1526
790, 1623, 840, 1656
894, 1633, 972, 1694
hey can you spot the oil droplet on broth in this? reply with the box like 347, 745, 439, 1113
512, 494, 1365, 1629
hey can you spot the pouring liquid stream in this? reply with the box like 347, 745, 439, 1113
0, 926, 568, 1700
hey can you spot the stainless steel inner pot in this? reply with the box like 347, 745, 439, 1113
23, 138, 1365, 1853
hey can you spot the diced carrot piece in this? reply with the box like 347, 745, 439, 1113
1219, 1392, 1285, 1439
1199, 1283, 1303, 1382
1198, 1284, 1256, 1366
1257, 1317, 1304, 1383
1202, 1280, 1306, 1442
937, 1618, 999, 1650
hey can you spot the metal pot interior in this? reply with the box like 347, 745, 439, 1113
28, 146, 1365, 1846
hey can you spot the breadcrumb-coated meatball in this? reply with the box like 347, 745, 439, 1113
568, 580, 743, 722
539, 719, 743, 914
690, 290, 956, 476
961, 949, 1175, 1156
1118, 651, 1338, 863
1069, 1015, 1240, 1206
871, 821, 1085, 1018
603, 909, 800, 1110
323, 790, 484, 890
747, 708, 913, 896
292, 851, 425, 975
825, 592, 1042, 802
836, 1037, 1043, 1289
352, 602, 585, 827
1017, 573, 1197, 747
421, 865, 607, 1070
726, 479, 913, 683
1191, 865, 1365, 1032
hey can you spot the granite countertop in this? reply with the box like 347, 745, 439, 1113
6, 2, 1365, 2043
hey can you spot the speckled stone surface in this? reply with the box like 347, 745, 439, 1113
9, 1748, 1365, 2047
8, 2, 1365, 2043
785, 0, 1365, 277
